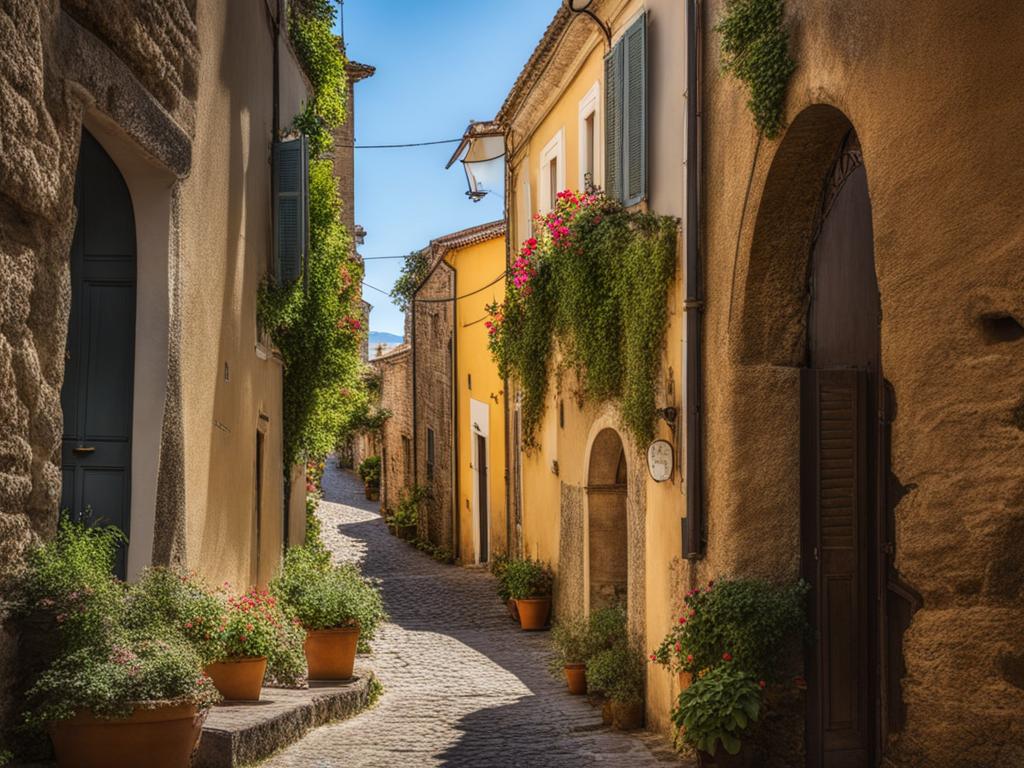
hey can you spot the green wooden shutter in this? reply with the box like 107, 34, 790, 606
622, 12, 647, 206
273, 136, 309, 286
603, 42, 623, 201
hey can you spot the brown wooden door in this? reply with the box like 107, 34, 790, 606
801, 133, 879, 768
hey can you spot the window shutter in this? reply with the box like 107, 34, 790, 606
603, 42, 623, 201
273, 136, 309, 286
622, 12, 647, 206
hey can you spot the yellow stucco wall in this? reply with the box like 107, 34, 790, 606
445, 235, 508, 564
505, 0, 686, 734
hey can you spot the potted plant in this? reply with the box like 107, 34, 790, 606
489, 555, 519, 621
357, 456, 381, 500
270, 545, 386, 680
548, 615, 591, 694
393, 486, 424, 540
503, 558, 553, 630
673, 664, 762, 766
587, 642, 646, 730
19, 519, 220, 768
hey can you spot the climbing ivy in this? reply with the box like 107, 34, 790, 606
716, 0, 795, 139
487, 191, 677, 447
259, 1, 366, 467
390, 249, 431, 313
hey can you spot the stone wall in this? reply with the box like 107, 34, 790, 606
413, 262, 454, 548
0, 0, 199, 750
373, 345, 412, 514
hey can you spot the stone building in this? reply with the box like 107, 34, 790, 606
0, 0, 321, 743
472, 1, 1024, 766
371, 343, 412, 515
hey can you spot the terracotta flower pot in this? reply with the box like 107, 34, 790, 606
398, 524, 417, 541
305, 626, 360, 680
515, 597, 550, 630
564, 663, 587, 695
678, 669, 693, 691
49, 703, 204, 768
364, 484, 380, 501
204, 656, 267, 701
698, 745, 755, 768
611, 699, 645, 731
506, 598, 520, 622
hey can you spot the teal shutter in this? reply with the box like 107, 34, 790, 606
273, 136, 309, 286
603, 42, 623, 201
622, 12, 647, 206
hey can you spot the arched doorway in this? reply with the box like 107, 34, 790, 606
800, 130, 880, 767
60, 130, 137, 577
587, 428, 628, 610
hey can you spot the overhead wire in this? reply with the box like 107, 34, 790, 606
361, 270, 506, 304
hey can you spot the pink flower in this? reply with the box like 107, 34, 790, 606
674, 642, 681, 653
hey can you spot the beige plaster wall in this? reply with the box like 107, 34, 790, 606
696, 2, 1024, 765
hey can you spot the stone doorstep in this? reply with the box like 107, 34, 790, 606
194, 669, 376, 768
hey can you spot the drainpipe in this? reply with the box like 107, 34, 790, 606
411, 297, 418, 493
451, 269, 459, 559
683, 0, 705, 560
502, 130, 514, 558
272, 0, 289, 546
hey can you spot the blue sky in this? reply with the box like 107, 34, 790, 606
341, 0, 560, 337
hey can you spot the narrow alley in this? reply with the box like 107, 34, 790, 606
265, 461, 682, 768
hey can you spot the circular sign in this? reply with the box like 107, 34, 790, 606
647, 439, 674, 482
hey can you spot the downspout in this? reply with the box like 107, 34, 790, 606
683, 0, 705, 561
502, 130, 513, 558
411, 296, 418, 493
451, 268, 459, 559
272, 0, 289, 546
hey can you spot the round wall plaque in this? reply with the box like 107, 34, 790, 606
647, 439, 674, 482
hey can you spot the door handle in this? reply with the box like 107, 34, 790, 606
72, 446, 96, 455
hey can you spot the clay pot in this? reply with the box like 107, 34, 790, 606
305, 626, 360, 680
398, 524, 417, 540
515, 597, 550, 630
698, 745, 755, 768
564, 663, 587, 695
364, 484, 380, 501
678, 669, 693, 692
506, 598, 520, 622
611, 699, 645, 731
204, 656, 267, 701
49, 703, 204, 768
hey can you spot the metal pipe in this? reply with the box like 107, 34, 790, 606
683, 0, 705, 560
451, 270, 459, 559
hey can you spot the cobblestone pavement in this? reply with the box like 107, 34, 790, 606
264, 461, 684, 768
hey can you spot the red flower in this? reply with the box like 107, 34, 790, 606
686, 654, 694, 663
722, 652, 733, 662
759, 680, 766, 689
679, 617, 686, 624
649, 654, 656, 662
674, 642, 681, 653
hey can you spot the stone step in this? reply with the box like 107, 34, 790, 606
195, 670, 377, 768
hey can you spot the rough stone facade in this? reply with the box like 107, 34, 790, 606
372, 344, 412, 514
412, 260, 455, 548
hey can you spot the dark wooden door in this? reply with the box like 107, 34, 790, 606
801, 133, 879, 768
60, 130, 136, 577
477, 434, 488, 563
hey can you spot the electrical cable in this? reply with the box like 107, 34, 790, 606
336, 138, 462, 149
360, 270, 506, 304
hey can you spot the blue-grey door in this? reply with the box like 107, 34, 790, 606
60, 130, 136, 577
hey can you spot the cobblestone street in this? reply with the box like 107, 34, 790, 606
264, 462, 683, 768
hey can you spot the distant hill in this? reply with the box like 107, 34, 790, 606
368, 331, 403, 345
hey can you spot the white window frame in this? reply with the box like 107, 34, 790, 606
538, 129, 565, 213
578, 81, 602, 190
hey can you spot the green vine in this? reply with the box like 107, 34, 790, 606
259, 1, 366, 468
716, 0, 795, 139
390, 249, 431, 313
487, 190, 677, 447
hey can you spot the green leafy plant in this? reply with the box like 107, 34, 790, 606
587, 604, 629, 652
487, 190, 677, 446
490, 554, 513, 602
587, 642, 646, 704
654, 578, 807, 682
289, 0, 348, 157
673, 663, 762, 756
502, 558, 554, 600
393, 486, 426, 528
24, 638, 221, 728
548, 614, 593, 674
270, 545, 386, 653
390, 249, 431, 313
358, 455, 382, 486
411, 537, 455, 564
716, 0, 796, 138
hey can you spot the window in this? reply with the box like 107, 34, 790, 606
272, 136, 309, 285
604, 13, 647, 205
578, 81, 601, 190
538, 130, 565, 212
426, 427, 435, 481
402, 435, 411, 482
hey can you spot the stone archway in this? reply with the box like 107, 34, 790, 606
586, 427, 628, 611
